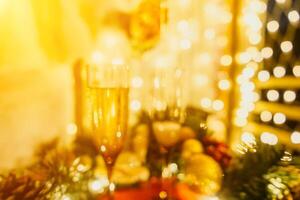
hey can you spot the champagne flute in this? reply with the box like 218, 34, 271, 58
151, 62, 187, 199
88, 57, 129, 198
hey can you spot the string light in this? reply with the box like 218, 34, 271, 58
194, 74, 209, 86
204, 28, 216, 40
241, 132, 256, 144
220, 55, 232, 66
242, 67, 255, 78
267, 20, 279, 33
131, 76, 143, 88
249, 33, 262, 45
260, 111, 273, 122
212, 100, 224, 111
273, 112, 286, 125
275, 0, 286, 4
261, 47, 273, 59
291, 131, 300, 144
177, 20, 190, 33
261, 132, 278, 145
293, 65, 300, 77
179, 39, 192, 50
201, 98, 212, 109
283, 90, 296, 103
218, 79, 231, 90
273, 66, 286, 78
280, 41, 293, 53
267, 90, 280, 102
66, 123, 78, 135
88, 178, 109, 194
258, 70, 270, 82
130, 100, 142, 111
288, 10, 300, 23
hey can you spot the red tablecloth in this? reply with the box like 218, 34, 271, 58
98, 178, 199, 200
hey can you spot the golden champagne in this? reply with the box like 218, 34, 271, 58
90, 87, 129, 166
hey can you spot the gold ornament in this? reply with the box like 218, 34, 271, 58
112, 151, 150, 185
184, 154, 223, 195
181, 139, 203, 160
179, 127, 196, 141
129, 0, 161, 52
153, 121, 181, 148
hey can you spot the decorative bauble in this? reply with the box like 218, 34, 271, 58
184, 154, 223, 195
112, 151, 149, 185
181, 139, 203, 160
179, 127, 196, 141
202, 137, 232, 169
132, 124, 149, 162
152, 121, 181, 148
129, 0, 161, 52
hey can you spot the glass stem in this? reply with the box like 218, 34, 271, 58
106, 163, 114, 200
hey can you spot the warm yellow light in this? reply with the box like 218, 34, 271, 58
273, 112, 286, 125
89, 178, 109, 193
62, 195, 72, 200
220, 55, 232, 66
267, 90, 279, 102
275, 0, 286, 4
273, 66, 286, 78
159, 191, 168, 199
249, 1, 267, 13
236, 108, 249, 118
217, 36, 228, 48
249, 33, 261, 45
243, 13, 262, 31
237, 52, 251, 64
291, 131, 300, 144
218, 79, 231, 90
154, 77, 160, 88
91, 51, 105, 64
261, 47, 273, 59
179, 39, 192, 50
242, 67, 255, 78
254, 92, 260, 102
177, 20, 189, 33
267, 20, 279, 33
260, 111, 273, 122
261, 132, 278, 145
201, 196, 220, 200
111, 57, 124, 65
288, 10, 300, 23
253, 52, 263, 63
241, 132, 256, 144
260, 78, 272, 90
131, 76, 143, 88
234, 117, 248, 127
280, 41, 293, 53
246, 62, 259, 71
204, 28, 216, 40
66, 123, 78, 135
213, 100, 224, 111
293, 65, 300, 77
177, 0, 191, 7
221, 11, 233, 24
196, 53, 212, 65
154, 100, 167, 111
109, 183, 116, 192
194, 74, 209, 86
130, 100, 142, 111
283, 90, 296, 103
201, 98, 212, 109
